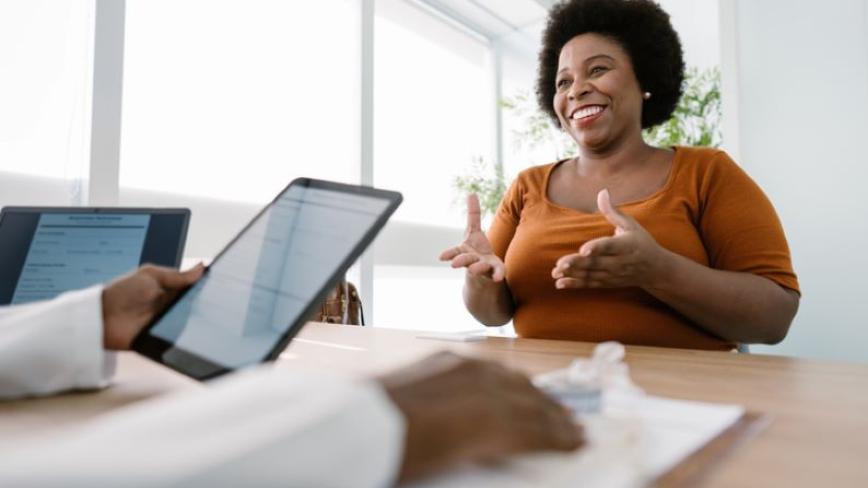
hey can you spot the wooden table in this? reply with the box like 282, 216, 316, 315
2, 323, 867, 487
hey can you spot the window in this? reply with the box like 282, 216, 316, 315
373, 0, 491, 228
1, 1, 513, 332
370, 0, 492, 331
120, 0, 360, 259
120, 0, 359, 206
0, 1, 94, 206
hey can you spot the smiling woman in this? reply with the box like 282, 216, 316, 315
440, 0, 800, 350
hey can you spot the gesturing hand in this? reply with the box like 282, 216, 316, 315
551, 189, 671, 290
439, 194, 506, 282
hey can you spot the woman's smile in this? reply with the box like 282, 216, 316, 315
569, 104, 608, 128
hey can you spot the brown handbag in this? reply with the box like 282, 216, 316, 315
314, 279, 364, 325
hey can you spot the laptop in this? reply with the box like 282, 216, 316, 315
0, 207, 190, 305
132, 178, 402, 380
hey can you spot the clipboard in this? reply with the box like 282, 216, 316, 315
655, 411, 770, 487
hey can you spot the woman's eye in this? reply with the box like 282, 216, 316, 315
556, 79, 571, 89
590, 66, 608, 75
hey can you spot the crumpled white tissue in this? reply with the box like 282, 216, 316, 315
534, 342, 644, 414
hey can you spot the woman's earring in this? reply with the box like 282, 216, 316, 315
643, 91, 652, 100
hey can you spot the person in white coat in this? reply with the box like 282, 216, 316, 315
0, 264, 582, 487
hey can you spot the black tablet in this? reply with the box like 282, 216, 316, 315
0, 207, 190, 305
131, 178, 402, 381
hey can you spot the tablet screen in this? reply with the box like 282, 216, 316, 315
147, 183, 392, 369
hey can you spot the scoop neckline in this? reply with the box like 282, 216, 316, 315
542, 146, 682, 216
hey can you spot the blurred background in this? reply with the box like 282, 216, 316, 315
1, 0, 866, 363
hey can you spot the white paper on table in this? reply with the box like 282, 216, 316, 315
415, 330, 488, 342
408, 394, 745, 488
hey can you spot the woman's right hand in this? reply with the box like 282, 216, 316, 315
439, 194, 506, 282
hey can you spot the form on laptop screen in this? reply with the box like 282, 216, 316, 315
148, 184, 391, 369
0, 208, 189, 305
10, 213, 150, 304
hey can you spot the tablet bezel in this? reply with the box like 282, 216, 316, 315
0, 206, 190, 305
131, 178, 402, 381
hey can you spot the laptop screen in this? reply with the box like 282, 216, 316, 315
0, 208, 189, 305
11, 213, 150, 304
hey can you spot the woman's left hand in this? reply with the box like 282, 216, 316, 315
551, 189, 672, 290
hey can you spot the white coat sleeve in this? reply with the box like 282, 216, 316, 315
0, 286, 116, 400
0, 366, 406, 488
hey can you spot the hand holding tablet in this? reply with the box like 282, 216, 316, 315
132, 178, 402, 380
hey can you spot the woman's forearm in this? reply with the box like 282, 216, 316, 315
463, 274, 514, 327
646, 250, 799, 344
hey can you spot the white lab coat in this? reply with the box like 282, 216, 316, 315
0, 286, 115, 399
0, 286, 405, 487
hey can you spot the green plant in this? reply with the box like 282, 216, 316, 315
643, 67, 722, 148
452, 156, 506, 219
453, 66, 722, 221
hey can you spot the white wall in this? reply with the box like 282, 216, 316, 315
658, 0, 719, 70
725, 0, 868, 363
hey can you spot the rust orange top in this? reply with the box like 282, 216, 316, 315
489, 146, 800, 350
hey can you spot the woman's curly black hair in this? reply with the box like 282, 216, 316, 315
536, 0, 685, 129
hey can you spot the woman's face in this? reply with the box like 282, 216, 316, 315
553, 33, 644, 151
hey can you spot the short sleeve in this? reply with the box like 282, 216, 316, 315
488, 176, 525, 260
698, 152, 800, 294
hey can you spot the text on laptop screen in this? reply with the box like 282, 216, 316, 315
11, 214, 150, 304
